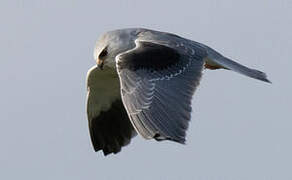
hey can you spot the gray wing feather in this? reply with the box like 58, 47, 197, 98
116, 40, 205, 143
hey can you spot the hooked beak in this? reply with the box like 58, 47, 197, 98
97, 59, 104, 70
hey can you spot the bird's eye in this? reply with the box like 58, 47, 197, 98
99, 48, 108, 59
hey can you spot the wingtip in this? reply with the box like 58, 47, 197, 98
262, 76, 272, 84
264, 78, 272, 84
260, 76, 272, 84
251, 69, 272, 84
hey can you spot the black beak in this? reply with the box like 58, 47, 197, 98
97, 61, 104, 70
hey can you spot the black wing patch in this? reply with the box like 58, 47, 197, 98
117, 42, 180, 71
89, 99, 137, 156
117, 41, 205, 143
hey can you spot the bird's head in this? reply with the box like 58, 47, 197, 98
93, 29, 138, 70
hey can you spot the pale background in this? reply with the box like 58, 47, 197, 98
0, 0, 291, 179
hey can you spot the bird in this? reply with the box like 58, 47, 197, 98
86, 28, 270, 156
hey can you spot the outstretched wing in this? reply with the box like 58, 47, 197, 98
86, 66, 137, 155
116, 40, 206, 143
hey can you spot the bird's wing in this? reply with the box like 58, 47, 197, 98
86, 66, 137, 155
116, 40, 206, 143
200, 43, 271, 83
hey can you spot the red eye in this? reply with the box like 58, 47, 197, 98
99, 48, 108, 59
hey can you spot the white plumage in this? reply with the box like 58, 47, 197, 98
86, 28, 270, 156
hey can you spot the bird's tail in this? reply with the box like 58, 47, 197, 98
203, 46, 271, 83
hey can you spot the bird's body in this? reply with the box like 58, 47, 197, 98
86, 28, 270, 156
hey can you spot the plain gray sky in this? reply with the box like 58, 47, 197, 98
0, 0, 291, 179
